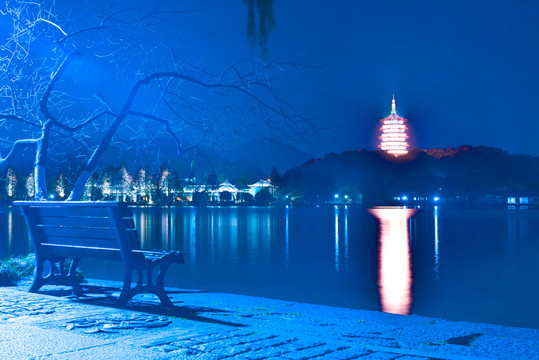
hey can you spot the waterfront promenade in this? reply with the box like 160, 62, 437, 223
0, 282, 538, 359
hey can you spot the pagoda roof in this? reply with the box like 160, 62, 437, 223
381, 113, 407, 121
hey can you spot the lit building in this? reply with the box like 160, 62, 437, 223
248, 179, 276, 197
379, 96, 409, 156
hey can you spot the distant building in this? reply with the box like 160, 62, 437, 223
211, 180, 240, 202
183, 180, 252, 203
378, 96, 410, 156
248, 179, 276, 197
218, 180, 238, 194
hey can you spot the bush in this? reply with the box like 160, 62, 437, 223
0, 254, 35, 286
255, 188, 274, 205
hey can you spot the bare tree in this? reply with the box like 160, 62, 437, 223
0, 0, 314, 201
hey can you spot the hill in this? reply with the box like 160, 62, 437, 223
280, 146, 539, 205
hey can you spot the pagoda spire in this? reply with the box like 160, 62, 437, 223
391, 95, 397, 115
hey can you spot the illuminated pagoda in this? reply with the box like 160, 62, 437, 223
378, 96, 409, 156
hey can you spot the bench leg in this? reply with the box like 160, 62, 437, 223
155, 262, 174, 307
29, 256, 83, 297
29, 255, 46, 293
116, 263, 174, 307
117, 269, 134, 306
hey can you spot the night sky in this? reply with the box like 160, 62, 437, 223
8, 0, 537, 165
167, 0, 539, 157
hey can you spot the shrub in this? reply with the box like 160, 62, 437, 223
0, 254, 35, 286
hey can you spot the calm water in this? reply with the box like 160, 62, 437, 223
2, 205, 539, 329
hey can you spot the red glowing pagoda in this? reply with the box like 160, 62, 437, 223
379, 96, 409, 156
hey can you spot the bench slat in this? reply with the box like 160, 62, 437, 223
35, 216, 135, 231
30, 206, 112, 218
38, 227, 139, 250
39, 226, 117, 240
41, 243, 122, 259
40, 235, 119, 249
36, 216, 114, 229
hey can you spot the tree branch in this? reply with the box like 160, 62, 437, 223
0, 138, 38, 166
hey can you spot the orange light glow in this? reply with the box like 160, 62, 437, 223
368, 207, 416, 315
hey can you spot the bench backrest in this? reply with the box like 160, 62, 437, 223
14, 201, 139, 260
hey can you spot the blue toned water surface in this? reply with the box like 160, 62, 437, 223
2, 205, 539, 329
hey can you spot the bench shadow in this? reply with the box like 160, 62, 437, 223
70, 284, 247, 328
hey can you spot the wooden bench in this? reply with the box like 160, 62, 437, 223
14, 201, 184, 307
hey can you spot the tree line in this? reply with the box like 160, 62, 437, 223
0, 163, 277, 206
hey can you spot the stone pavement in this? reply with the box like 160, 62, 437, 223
0, 282, 538, 359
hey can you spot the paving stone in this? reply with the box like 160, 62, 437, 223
279, 343, 336, 359
181, 329, 243, 348
341, 335, 399, 348
322, 346, 373, 359
242, 336, 302, 358
166, 349, 225, 360
139, 327, 227, 348
190, 330, 277, 353
360, 352, 403, 360
0, 322, 106, 359
42, 342, 170, 360
208, 334, 281, 357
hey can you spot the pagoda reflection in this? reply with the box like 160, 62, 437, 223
368, 207, 416, 315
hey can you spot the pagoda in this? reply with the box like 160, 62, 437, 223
378, 96, 409, 156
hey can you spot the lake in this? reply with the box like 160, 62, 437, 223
2, 205, 539, 329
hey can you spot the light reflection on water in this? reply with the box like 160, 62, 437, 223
334, 205, 340, 273
507, 210, 529, 253
7, 210, 13, 255
368, 207, 416, 315
3, 205, 539, 329
344, 205, 349, 269
189, 209, 196, 261
433, 206, 440, 281
285, 206, 289, 266
333, 205, 351, 274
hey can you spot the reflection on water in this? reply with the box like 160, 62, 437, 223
137, 210, 149, 248
1, 207, 31, 257
334, 205, 340, 273
368, 207, 416, 315
189, 209, 196, 261
333, 205, 351, 274
508, 210, 529, 253
344, 205, 349, 269
7, 209, 13, 254
285, 206, 289, 266
433, 206, 440, 281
